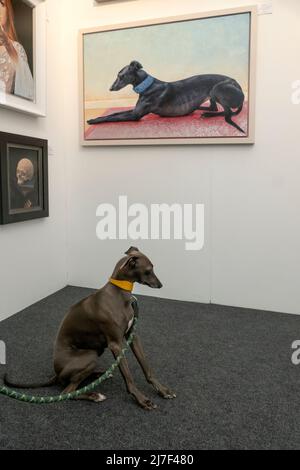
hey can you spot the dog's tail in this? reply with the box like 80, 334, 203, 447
4, 373, 57, 389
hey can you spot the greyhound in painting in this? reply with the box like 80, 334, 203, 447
87, 60, 245, 134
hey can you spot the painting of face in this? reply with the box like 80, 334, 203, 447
8, 146, 40, 212
0, 0, 46, 116
0, 0, 34, 101
0, 1, 8, 28
0, 132, 49, 225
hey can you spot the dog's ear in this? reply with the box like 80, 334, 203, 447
130, 61, 143, 71
125, 246, 140, 255
120, 256, 138, 271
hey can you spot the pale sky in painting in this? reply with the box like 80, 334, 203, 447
83, 13, 250, 103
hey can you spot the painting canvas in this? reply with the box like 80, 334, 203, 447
0, 132, 49, 224
0, 0, 46, 116
79, 7, 257, 146
0, 0, 34, 101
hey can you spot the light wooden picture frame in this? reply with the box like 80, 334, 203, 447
0, 0, 46, 117
79, 6, 257, 146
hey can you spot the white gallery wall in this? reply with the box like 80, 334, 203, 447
63, 0, 300, 314
0, 0, 299, 322
0, 0, 68, 321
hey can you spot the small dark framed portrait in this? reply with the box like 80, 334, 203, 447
0, 132, 49, 225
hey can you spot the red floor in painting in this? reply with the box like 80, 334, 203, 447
85, 103, 248, 141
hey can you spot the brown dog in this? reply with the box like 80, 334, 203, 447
5, 247, 176, 410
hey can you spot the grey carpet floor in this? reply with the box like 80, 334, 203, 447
0, 286, 300, 450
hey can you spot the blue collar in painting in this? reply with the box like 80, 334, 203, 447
133, 75, 155, 94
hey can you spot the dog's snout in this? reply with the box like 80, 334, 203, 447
110, 80, 118, 91
110, 78, 123, 92
154, 279, 163, 289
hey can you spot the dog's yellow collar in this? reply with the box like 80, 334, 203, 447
109, 278, 134, 292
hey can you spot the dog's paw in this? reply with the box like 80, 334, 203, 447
141, 398, 158, 411
158, 387, 176, 399
91, 392, 107, 402
162, 391, 176, 399
136, 396, 157, 411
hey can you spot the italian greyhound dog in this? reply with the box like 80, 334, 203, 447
4, 247, 176, 410
87, 60, 245, 134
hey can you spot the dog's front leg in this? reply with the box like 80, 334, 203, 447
87, 109, 145, 125
109, 341, 157, 410
128, 334, 176, 400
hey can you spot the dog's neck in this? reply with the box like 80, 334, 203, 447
110, 266, 136, 293
132, 69, 148, 87
109, 278, 134, 292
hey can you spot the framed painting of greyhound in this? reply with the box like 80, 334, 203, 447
79, 6, 257, 146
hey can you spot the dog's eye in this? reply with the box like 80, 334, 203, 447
145, 270, 151, 276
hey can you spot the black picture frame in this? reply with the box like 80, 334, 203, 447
0, 132, 49, 225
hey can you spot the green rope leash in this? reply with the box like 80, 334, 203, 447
0, 317, 138, 404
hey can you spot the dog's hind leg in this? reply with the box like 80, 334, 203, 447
74, 391, 107, 402
59, 350, 107, 402
201, 81, 245, 133
82, 368, 113, 383
202, 110, 226, 118
201, 104, 243, 118
202, 83, 245, 133
198, 98, 218, 112
61, 382, 106, 402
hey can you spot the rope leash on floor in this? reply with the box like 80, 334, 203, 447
0, 298, 139, 404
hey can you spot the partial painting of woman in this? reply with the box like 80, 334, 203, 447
0, 0, 34, 101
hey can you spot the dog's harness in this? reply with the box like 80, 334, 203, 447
133, 75, 155, 94
0, 296, 139, 404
